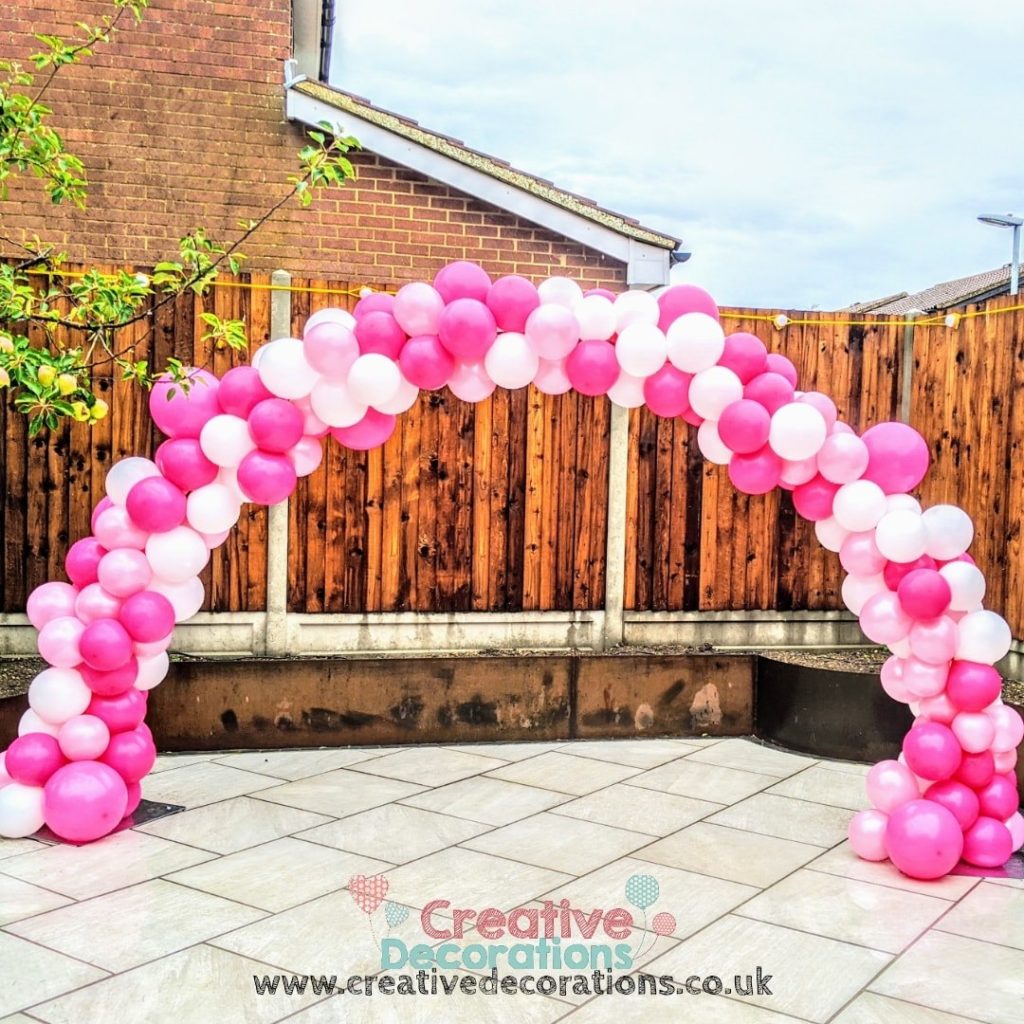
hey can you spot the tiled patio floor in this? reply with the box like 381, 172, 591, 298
1, 737, 1021, 1023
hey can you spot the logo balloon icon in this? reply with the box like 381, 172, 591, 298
625, 873, 660, 909
384, 900, 409, 927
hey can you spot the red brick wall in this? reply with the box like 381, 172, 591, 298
0, 1, 625, 289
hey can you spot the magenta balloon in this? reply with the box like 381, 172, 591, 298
962, 816, 1013, 868
125, 476, 187, 533
860, 422, 930, 494
86, 687, 147, 734
119, 591, 176, 643
955, 750, 996, 789
434, 261, 493, 304
148, 368, 221, 440
81, 658, 138, 698
155, 438, 219, 492
65, 537, 107, 588
216, 366, 273, 419
765, 353, 798, 387
97, 549, 152, 599
896, 569, 951, 620
744, 371, 795, 414
925, 779, 980, 830
839, 532, 887, 577
330, 409, 397, 452
946, 661, 1003, 713
236, 450, 298, 505
5, 733, 67, 786
718, 333, 767, 384
884, 799, 964, 879
643, 365, 693, 418
354, 311, 407, 359
902, 722, 962, 781
437, 298, 497, 360
728, 446, 783, 495
79, 618, 134, 672
584, 287, 617, 301
303, 321, 359, 378
977, 774, 1019, 820
399, 334, 455, 389
792, 475, 839, 522
718, 399, 771, 454
859, 591, 913, 646
93, 505, 148, 551
247, 398, 305, 454
565, 339, 619, 396
99, 726, 157, 784
353, 292, 394, 319
656, 284, 719, 331
486, 276, 541, 332
125, 780, 143, 816
27, 582, 78, 630
43, 761, 128, 842
75, 583, 122, 625
91, 496, 113, 532
883, 555, 937, 591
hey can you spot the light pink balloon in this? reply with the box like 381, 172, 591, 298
93, 505, 149, 551
779, 457, 818, 487
880, 656, 911, 702
840, 532, 887, 577
902, 657, 949, 699
37, 616, 85, 669
918, 690, 958, 724
848, 808, 889, 861
988, 704, 1024, 752
97, 549, 153, 599
27, 582, 78, 631
866, 759, 920, 813
994, 748, 1018, 774
288, 436, 324, 477
817, 433, 869, 485
798, 391, 838, 429
292, 395, 330, 437
74, 584, 122, 625
447, 361, 497, 403
393, 282, 444, 336
908, 616, 958, 665
525, 304, 579, 360
859, 591, 913, 645
58, 715, 110, 761
533, 358, 572, 396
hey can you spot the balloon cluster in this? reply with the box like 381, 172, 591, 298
0, 261, 1020, 872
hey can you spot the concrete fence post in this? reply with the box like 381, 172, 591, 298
602, 402, 630, 650
900, 311, 917, 424
264, 269, 292, 655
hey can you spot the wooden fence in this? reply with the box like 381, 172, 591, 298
2, 270, 1023, 636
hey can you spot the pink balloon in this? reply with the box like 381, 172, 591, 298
148, 368, 221, 440
918, 690, 958, 725
5, 733, 67, 786
718, 399, 770, 454
247, 398, 304, 454
125, 477, 187, 534
897, 569, 951, 620
43, 761, 128, 842
840, 532, 887, 577
303, 321, 359, 378
399, 334, 455, 389
885, 799, 964, 879
989, 704, 1024, 752
330, 409, 397, 451
135, 634, 173, 657
80, 658, 138, 698
643, 365, 693, 418
86, 687, 147, 734
866, 759, 920, 813
962, 816, 1013, 868
792, 476, 839, 522
37, 616, 85, 668
93, 505, 148, 551
486, 275, 541, 332
80, 618, 134, 672
946, 661, 1002, 713
533, 357, 572, 396
744, 372, 795, 415
354, 311, 407, 359
97, 549, 152, 599
155, 438, 219, 492
718, 332, 767, 384
27, 582, 78, 630
287, 436, 324, 478
236, 450, 298, 505
124, 780, 143, 817
925, 779, 980, 830
353, 292, 394, 319
446, 361, 495, 403
728, 446, 783, 495
656, 284, 719, 331
955, 750, 995, 789
1005, 811, 1024, 851
91, 496, 113, 533
119, 591, 176, 643
880, 656, 912, 702
950, 711, 995, 754
434, 261, 492, 304
524, 304, 579, 360
765, 353, 798, 387
817, 433, 870, 485
584, 287, 617, 301
902, 657, 949, 699
859, 591, 913, 645
994, 749, 1018, 774
437, 298, 497, 361
58, 714, 110, 761
902, 722, 962, 781
977, 774, 1019, 821
216, 365, 274, 418
779, 457, 818, 488
908, 616, 958, 665
74, 583, 122, 625
848, 808, 889, 861
65, 538, 107, 588
393, 282, 444, 336
566, 339, 618, 396
100, 726, 157, 784
883, 555, 937, 591
799, 391, 838, 429
860, 422, 930, 494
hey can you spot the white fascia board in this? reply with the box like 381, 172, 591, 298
286, 89, 670, 287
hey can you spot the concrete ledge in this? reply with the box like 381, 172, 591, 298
624, 609, 864, 648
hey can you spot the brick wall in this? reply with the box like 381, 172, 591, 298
0, 0, 626, 289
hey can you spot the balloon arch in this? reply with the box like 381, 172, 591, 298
0, 262, 1021, 880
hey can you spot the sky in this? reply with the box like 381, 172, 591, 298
331, 0, 1024, 309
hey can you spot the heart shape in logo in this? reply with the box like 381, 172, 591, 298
348, 873, 389, 915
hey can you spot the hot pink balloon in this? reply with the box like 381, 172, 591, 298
434, 260, 492, 303
848, 808, 889, 861
93, 505, 148, 551
840, 532, 887, 577
155, 438, 219, 492
902, 722, 962, 781
946, 660, 1002, 713
955, 750, 995, 789
27, 582, 78, 630
5, 733, 66, 786
437, 298, 497, 361
148, 368, 221, 439
74, 583, 122, 625
125, 477, 187, 534
765, 353, 798, 387
58, 714, 110, 761
216, 365, 274, 418
247, 398, 304, 453
859, 591, 913, 645
643, 365, 692, 417
65, 537, 107, 588
353, 292, 394, 319
330, 409, 397, 451
884, 800, 963, 879
925, 779, 980, 830
977, 774, 1019, 821
566, 339, 618, 396
728, 446, 783, 495
866, 759, 920, 813
962, 816, 1013, 868
718, 399, 771, 454
897, 569, 951, 620
119, 591, 176, 643
860, 422, 930, 494
80, 618, 134, 672
43, 761, 128, 842
97, 548, 152, 599
236, 450, 298, 505
81, 658, 138, 698
100, 726, 157, 784
303, 321, 359, 378
718, 332, 767, 383
656, 284, 719, 331
792, 476, 839, 522
744, 372, 795, 415
37, 616, 85, 669
87, 687, 147, 734
486, 275, 541, 332
399, 334, 455, 389
354, 311, 407, 359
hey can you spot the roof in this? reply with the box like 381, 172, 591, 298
290, 79, 682, 252
847, 265, 1013, 314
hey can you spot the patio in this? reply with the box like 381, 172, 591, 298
1, 736, 1020, 1023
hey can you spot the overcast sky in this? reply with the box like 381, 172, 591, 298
331, 1, 1024, 309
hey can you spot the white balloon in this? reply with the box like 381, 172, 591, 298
939, 561, 986, 612
146, 525, 209, 583
483, 332, 539, 389
666, 313, 726, 373
815, 516, 850, 553
150, 575, 206, 623
374, 376, 420, 414
615, 322, 667, 377
613, 289, 660, 331
956, 610, 1011, 664
833, 480, 887, 533
28, 667, 92, 725
768, 403, 827, 461
310, 378, 367, 428
217, 466, 248, 506
886, 493, 922, 514
256, 337, 320, 400
135, 651, 170, 691
922, 504, 974, 560
305, 307, 356, 334
573, 295, 616, 340
18, 709, 60, 738
697, 420, 733, 465
200, 414, 256, 469
0, 783, 45, 838
186, 483, 242, 535
606, 371, 646, 409
104, 457, 160, 506
689, 366, 743, 421
841, 572, 887, 614
538, 276, 583, 310
347, 353, 401, 407
874, 509, 927, 562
